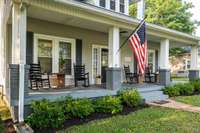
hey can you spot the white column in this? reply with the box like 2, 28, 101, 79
108, 27, 120, 67
190, 45, 199, 70
18, 3, 27, 122
12, 3, 27, 122
12, 3, 20, 64
160, 39, 169, 69
108, 26, 120, 68
137, 0, 145, 19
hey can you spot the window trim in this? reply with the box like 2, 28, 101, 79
33, 33, 76, 77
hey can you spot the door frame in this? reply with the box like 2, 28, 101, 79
92, 44, 108, 84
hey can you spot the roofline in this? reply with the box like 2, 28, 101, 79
53, 0, 200, 42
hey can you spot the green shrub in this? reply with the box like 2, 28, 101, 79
163, 85, 180, 97
178, 83, 194, 95
64, 98, 94, 118
191, 79, 200, 92
0, 117, 4, 133
25, 99, 65, 129
94, 96, 123, 114
118, 88, 142, 107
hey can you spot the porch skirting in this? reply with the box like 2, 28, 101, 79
8, 64, 30, 122
106, 67, 121, 90
159, 69, 171, 86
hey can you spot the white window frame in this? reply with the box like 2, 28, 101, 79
92, 44, 108, 84
148, 49, 156, 72
33, 34, 76, 77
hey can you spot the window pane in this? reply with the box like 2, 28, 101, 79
59, 41, 72, 75
100, 0, 106, 7
148, 52, 154, 71
110, 0, 115, 10
38, 39, 52, 73
120, 0, 125, 13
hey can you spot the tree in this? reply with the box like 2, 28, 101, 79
129, 0, 199, 56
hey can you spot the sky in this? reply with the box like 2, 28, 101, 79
184, 0, 200, 37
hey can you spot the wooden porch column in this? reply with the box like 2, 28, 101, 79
108, 26, 120, 67
189, 44, 200, 80
12, 2, 27, 122
159, 39, 170, 86
107, 26, 121, 90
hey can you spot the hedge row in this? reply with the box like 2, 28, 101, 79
163, 79, 200, 97
25, 88, 142, 129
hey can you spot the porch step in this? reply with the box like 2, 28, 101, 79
137, 85, 164, 93
140, 90, 169, 102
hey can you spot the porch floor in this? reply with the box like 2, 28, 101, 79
25, 83, 167, 105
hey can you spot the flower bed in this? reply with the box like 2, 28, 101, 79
25, 88, 145, 132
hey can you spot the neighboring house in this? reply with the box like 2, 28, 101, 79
170, 53, 200, 77
0, 0, 200, 122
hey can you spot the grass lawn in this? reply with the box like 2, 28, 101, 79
59, 107, 200, 133
174, 95, 200, 107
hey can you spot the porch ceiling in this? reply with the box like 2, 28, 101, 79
27, 6, 110, 33
25, 0, 199, 47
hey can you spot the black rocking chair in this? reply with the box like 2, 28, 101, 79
144, 66, 157, 83
74, 64, 90, 87
29, 63, 51, 89
124, 65, 139, 83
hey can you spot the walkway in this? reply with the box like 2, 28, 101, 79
148, 99, 200, 113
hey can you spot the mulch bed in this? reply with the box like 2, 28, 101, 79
2, 119, 16, 133
34, 105, 148, 133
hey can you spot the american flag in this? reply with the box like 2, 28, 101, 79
128, 21, 147, 74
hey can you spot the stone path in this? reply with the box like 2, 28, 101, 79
148, 99, 200, 113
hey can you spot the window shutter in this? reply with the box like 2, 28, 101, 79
155, 50, 159, 71
26, 32, 34, 65
76, 39, 82, 65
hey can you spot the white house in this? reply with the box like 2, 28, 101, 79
0, 0, 200, 122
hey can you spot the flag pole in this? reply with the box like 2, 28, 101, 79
117, 17, 146, 53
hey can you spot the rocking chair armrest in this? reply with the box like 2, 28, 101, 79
84, 72, 89, 76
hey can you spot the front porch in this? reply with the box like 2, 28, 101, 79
25, 83, 166, 105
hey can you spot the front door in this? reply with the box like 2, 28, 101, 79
92, 45, 108, 84
101, 48, 108, 83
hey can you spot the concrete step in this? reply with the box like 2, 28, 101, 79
140, 90, 169, 102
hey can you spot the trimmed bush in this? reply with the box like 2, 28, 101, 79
163, 85, 180, 97
178, 83, 194, 95
64, 98, 94, 118
94, 96, 123, 114
25, 99, 65, 129
191, 79, 200, 93
118, 89, 142, 107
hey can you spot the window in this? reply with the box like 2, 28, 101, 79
120, 0, 125, 13
99, 0, 106, 7
59, 41, 72, 75
183, 59, 190, 70
110, 0, 116, 10
38, 39, 53, 73
34, 34, 75, 76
